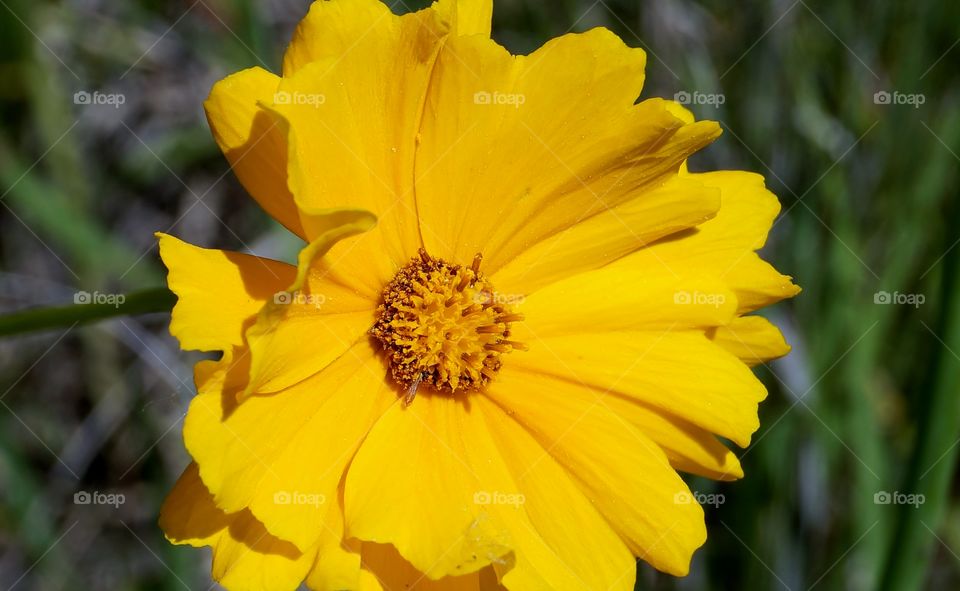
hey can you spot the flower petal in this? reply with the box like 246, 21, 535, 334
710, 315, 791, 366
344, 392, 633, 589
414, 29, 720, 273
283, 0, 397, 75
486, 368, 708, 576
509, 268, 737, 337
272, 6, 450, 291
160, 463, 315, 591
283, 0, 490, 77
620, 170, 800, 312
571, 386, 743, 481
156, 233, 295, 352
204, 68, 305, 237
507, 330, 767, 447
343, 393, 514, 579
358, 542, 502, 590
431, 0, 494, 37
243, 212, 377, 396
475, 396, 637, 590
492, 174, 720, 294
184, 340, 395, 552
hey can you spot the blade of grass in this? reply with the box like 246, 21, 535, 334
880, 234, 960, 590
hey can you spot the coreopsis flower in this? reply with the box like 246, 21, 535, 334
156, 0, 799, 589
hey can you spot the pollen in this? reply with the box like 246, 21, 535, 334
371, 249, 526, 402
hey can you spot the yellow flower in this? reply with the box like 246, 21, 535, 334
156, 0, 800, 589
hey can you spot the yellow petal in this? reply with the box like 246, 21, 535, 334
343, 393, 513, 579
621, 170, 800, 312
359, 542, 502, 590
303, 494, 365, 591
243, 212, 377, 396
184, 341, 394, 552
160, 462, 230, 547
476, 396, 636, 590
283, 0, 398, 76
509, 268, 737, 338
710, 315, 791, 366
344, 392, 631, 589
414, 29, 720, 273
273, 6, 450, 290
282, 0, 490, 77
431, 0, 493, 37
157, 233, 295, 352
492, 174, 720, 294
160, 463, 315, 591
204, 67, 305, 237
575, 387, 743, 481
486, 368, 707, 576
508, 331, 766, 447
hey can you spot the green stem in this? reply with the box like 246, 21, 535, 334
0, 288, 175, 337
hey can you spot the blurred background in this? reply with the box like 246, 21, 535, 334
0, 0, 958, 589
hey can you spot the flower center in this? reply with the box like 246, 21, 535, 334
372, 249, 525, 403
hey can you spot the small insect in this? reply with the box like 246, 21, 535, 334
404, 374, 423, 406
